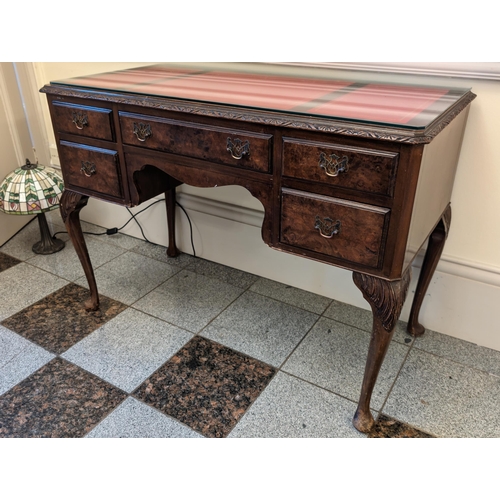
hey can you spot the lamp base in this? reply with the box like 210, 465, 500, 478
32, 212, 65, 255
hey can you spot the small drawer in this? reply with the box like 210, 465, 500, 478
52, 102, 114, 141
119, 112, 272, 172
283, 138, 398, 196
280, 189, 390, 268
58, 141, 122, 199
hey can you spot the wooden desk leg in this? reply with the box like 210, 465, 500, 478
59, 190, 100, 311
407, 204, 452, 337
352, 268, 412, 432
165, 187, 180, 258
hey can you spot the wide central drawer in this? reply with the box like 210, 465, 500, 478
280, 189, 390, 268
119, 112, 272, 173
283, 138, 399, 196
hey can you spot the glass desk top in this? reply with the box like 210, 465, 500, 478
51, 63, 472, 130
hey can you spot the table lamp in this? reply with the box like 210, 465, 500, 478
0, 159, 65, 254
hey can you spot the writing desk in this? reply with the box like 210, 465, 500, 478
41, 63, 475, 433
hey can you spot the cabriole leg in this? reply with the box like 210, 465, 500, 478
407, 204, 451, 337
60, 190, 99, 311
352, 268, 412, 433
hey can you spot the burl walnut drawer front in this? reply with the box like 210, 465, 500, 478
280, 189, 390, 268
283, 138, 399, 196
119, 112, 272, 173
52, 102, 114, 141
58, 141, 122, 199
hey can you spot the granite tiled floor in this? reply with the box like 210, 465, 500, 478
1, 214, 499, 438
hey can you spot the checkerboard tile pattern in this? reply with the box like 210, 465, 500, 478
1, 216, 500, 438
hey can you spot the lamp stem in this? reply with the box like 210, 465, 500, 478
32, 212, 65, 254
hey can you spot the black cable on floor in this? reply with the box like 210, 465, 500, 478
53, 198, 196, 257
117, 199, 164, 233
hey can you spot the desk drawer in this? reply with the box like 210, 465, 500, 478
58, 141, 122, 199
283, 138, 398, 196
119, 112, 272, 172
280, 189, 389, 268
52, 102, 114, 141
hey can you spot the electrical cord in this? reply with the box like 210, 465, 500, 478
176, 201, 196, 258
116, 199, 163, 234
52, 198, 196, 256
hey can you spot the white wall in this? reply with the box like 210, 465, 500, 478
28, 62, 500, 351
0, 63, 35, 245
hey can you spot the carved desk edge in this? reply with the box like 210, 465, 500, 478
40, 85, 476, 144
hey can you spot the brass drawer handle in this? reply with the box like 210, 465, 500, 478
80, 161, 96, 177
319, 152, 349, 177
315, 216, 341, 238
133, 122, 153, 142
227, 137, 250, 160
72, 110, 88, 130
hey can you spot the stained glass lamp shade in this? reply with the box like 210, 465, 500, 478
0, 159, 65, 254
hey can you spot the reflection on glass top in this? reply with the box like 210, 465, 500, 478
50, 63, 472, 130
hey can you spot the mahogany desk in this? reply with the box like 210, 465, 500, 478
41, 63, 475, 433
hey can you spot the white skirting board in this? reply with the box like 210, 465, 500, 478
79, 191, 500, 353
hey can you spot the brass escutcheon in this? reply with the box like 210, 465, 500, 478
80, 161, 96, 177
319, 152, 349, 177
314, 216, 341, 238
133, 122, 153, 142
227, 137, 250, 159
72, 110, 88, 130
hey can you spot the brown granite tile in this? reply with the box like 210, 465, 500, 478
0, 252, 21, 272
133, 336, 276, 438
368, 414, 435, 438
0, 357, 126, 438
1, 283, 127, 354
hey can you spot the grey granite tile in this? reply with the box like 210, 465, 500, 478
85, 397, 204, 438
62, 308, 193, 393
0, 263, 68, 321
384, 348, 500, 438
133, 270, 244, 333
228, 372, 365, 438
202, 291, 318, 367
283, 316, 409, 410
75, 251, 180, 305
131, 240, 195, 267
0, 325, 27, 368
0, 326, 55, 396
27, 236, 126, 281
323, 299, 414, 345
250, 277, 332, 314
185, 258, 259, 289
414, 329, 500, 377
1, 216, 69, 261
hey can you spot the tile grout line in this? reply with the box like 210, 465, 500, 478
248, 288, 333, 317
377, 339, 415, 420
216, 313, 326, 436
53, 355, 199, 438
4, 219, 498, 438
410, 344, 500, 379
373, 337, 441, 437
